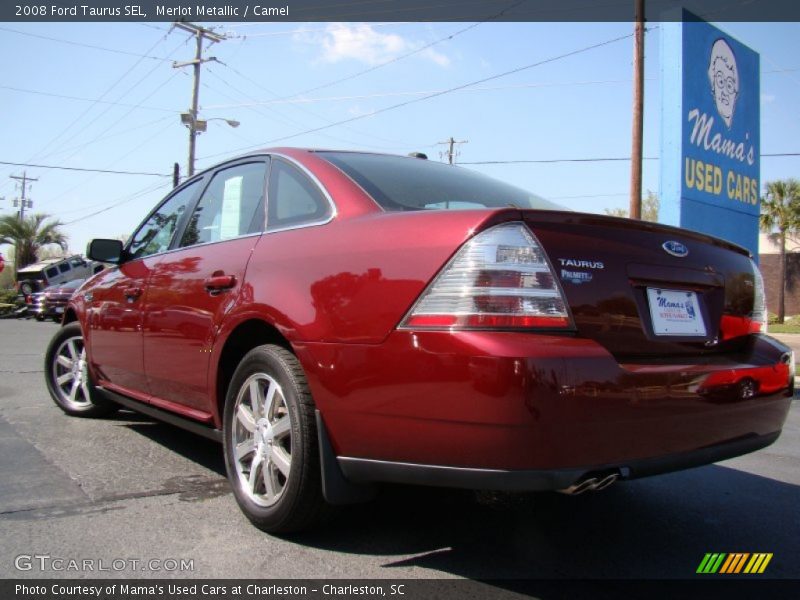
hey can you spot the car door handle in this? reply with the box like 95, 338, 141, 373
204, 275, 237, 293
123, 287, 143, 300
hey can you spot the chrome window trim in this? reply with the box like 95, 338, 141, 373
264, 152, 337, 234
116, 151, 338, 267
176, 159, 269, 250
128, 232, 264, 262
125, 175, 205, 261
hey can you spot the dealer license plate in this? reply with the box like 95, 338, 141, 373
646, 288, 706, 336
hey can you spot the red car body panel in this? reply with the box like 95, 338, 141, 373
296, 332, 791, 470
142, 235, 262, 415
66, 147, 793, 490
85, 257, 157, 394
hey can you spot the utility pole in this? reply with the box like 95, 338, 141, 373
629, 0, 645, 220
10, 171, 37, 220
438, 137, 468, 165
172, 162, 181, 188
172, 22, 226, 177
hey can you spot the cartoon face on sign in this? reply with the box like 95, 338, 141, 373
707, 38, 739, 128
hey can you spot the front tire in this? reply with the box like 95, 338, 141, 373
223, 344, 328, 533
44, 322, 118, 417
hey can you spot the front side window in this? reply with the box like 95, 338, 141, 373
267, 159, 331, 231
128, 180, 200, 260
180, 162, 267, 248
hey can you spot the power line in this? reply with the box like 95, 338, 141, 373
201, 74, 379, 151
0, 161, 169, 177
549, 192, 628, 200
463, 157, 657, 165
462, 153, 800, 165
201, 31, 634, 161
41, 116, 175, 161
16, 33, 175, 168
276, 21, 485, 102
0, 84, 176, 113
203, 78, 639, 110
206, 66, 412, 150
171, 22, 230, 177
0, 32, 173, 195
227, 22, 408, 35
266, 3, 525, 105
43, 85, 181, 207
61, 181, 172, 225
0, 26, 172, 61
9, 172, 37, 220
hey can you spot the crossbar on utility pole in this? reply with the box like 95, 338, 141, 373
438, 137, 468, 165
172, 22, 226, 178
10, 171, 37, 220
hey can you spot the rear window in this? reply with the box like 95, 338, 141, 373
319, 152, 563, 212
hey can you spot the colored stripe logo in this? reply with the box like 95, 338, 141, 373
697, 553, 773, 574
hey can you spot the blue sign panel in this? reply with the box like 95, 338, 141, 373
660, 11, 760, 257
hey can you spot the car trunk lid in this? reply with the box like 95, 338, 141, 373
521, 210, 761, 358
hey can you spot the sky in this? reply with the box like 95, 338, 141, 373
0, 18, 799, 258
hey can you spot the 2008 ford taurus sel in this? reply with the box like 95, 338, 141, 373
44, 148, 794, 532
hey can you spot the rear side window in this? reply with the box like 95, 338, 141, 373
58, 263, 71, 274
128, 180, 200, 260
320, 152, 563, 212
180, 162, 266, 248
267, 159, 331, 231
46, 267, 58, 278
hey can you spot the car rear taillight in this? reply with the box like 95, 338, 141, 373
401, 222, 574, 330
720, 258, 767, 341
752, 260, 768, 332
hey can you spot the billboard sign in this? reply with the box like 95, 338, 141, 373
660, 11, 760, 257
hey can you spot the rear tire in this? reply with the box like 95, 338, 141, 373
44, 322, 118, 417
223, 344, 328, 533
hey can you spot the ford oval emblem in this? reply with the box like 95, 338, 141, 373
662, 241, 689, 257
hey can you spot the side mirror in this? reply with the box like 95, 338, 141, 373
87, 239, 124, 264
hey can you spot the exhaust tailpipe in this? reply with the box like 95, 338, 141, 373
558, 472, 620, 495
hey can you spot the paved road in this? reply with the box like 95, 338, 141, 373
0, 319, 798, 584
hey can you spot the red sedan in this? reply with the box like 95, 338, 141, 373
44, 148, 794, 532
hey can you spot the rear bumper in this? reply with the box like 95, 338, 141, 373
337, 431, 780, 491
296, 332, 793, 486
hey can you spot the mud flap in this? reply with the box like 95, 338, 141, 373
315, 410, 376, 505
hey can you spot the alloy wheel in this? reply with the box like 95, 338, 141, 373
231, 373, 293, 507
51, 335, 92, 410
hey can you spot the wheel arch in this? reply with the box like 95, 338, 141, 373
62, 307, 79, 325
214, 318, 294, 427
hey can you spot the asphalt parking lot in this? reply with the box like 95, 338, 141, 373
0, 319, 798, 585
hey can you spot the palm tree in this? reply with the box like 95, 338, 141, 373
760, 179, 800, 323
0, 213, 68, 274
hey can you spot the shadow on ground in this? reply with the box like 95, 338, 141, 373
116, 415, 800, 581
289, 466, 800, 580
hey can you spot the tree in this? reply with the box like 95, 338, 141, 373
0, 247, 14, 290
604, 190, 659, 222
0, 213, 68, 274
760, 179, 800, 323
